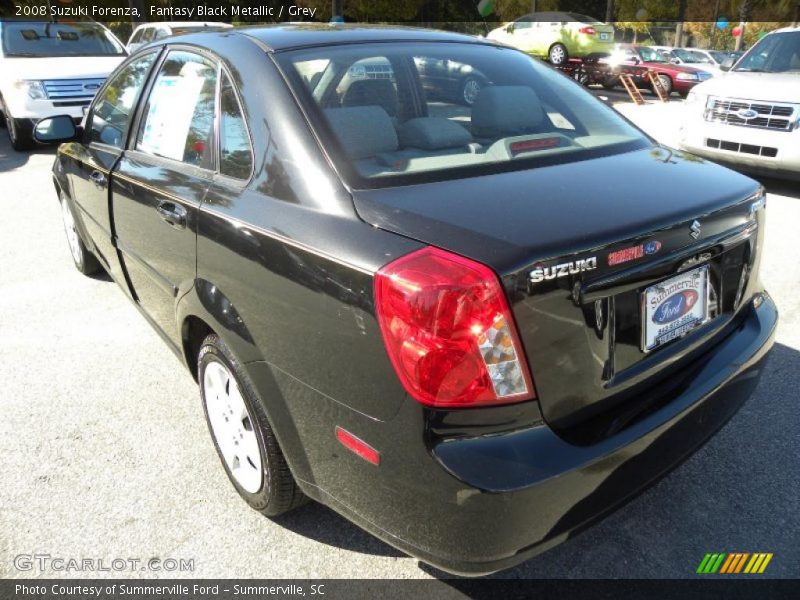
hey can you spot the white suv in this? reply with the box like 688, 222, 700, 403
680, 27, 800, 180
0, 20, 126, 150
126, 22, 232, 54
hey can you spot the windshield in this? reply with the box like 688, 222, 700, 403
708, 50, 727, 63
636, 47, 666, 62
276, 42, 647, 187
735, 31, 800, 73
1, 22, 125, 57
672, 48, 701, 63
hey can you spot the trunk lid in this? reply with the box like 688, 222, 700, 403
353, 147, 763, 429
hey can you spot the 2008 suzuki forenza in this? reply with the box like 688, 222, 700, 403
36, 25, 777, 575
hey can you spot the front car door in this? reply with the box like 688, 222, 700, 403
111, 49, 218, 346
59, 50, 159, 286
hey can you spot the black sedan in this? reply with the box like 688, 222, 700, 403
35, 25, 776, 576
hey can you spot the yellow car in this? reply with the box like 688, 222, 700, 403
487, 11, 615, 64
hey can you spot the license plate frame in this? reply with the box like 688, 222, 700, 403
641, 265, 710, 353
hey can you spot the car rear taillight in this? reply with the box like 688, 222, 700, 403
579, 27, 597, 34
374, 247, 535, 408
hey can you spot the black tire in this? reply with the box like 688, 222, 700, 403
678, 90, 689, 99
198, 333, 306, 517
0, 95, 7, 129
59, 193, 102, 276
6, 114, 35, 151
653, 74, 673, 96
548, 43, 569, 66
602, 76, 619, 90
459, 76, 482, 106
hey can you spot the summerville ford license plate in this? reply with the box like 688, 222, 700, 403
642, 265, 709, 352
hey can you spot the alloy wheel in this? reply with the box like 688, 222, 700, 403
61, 199, 83, 267
203, 360, 263, 494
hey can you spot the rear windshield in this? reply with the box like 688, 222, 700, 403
276, 42, 647, 188
2, 22, 125, 57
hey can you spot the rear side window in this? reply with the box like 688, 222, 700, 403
218, 72, 253, 180
129, 29, 143, 45
89, 52, 157, 148
276, 42, 647, 187
136, 51, 217, 168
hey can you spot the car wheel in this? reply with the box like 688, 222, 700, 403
60, 193, 101, 276
549, 43, 568, 65
199, 333, 306, 517
0, 95, 7, 129
654, 74, 672, 96
602, 76, 619, 90
678, 90, 689, 99
6, 115, 35, 151
460, 77, 482, 106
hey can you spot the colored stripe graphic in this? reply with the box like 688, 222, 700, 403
698, 552, 773, 574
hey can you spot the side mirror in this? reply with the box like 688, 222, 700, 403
720, 57, 734, 71
33, 115, 79, 144
506, 24, 515, 34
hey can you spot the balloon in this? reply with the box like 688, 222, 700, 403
716, 17, 729, 29
732, 26, 742, 37
635, 8, 648, 21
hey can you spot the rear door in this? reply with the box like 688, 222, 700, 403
111, 48, 218, 346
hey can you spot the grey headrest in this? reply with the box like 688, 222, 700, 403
342, 79, 399, 117
471, 86, 544, 137
398, 117, 472, 150
324, 106, 398, 159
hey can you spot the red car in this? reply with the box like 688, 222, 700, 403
607, 44, 713, 97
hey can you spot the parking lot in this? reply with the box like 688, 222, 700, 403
0, 97, 798, 580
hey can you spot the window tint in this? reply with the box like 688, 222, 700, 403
89, 52, 157, 148
278, 43, 646, 186
153, 28, 168, 41
140, 27, 155, 43
136, 51, 217, 168
129, 29, 143, 44
219, 72, 253, 180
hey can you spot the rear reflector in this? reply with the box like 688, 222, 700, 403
374, 246, 535, 408
335, 427, 380, 465
579, 27, 597, 34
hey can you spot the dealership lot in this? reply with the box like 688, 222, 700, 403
0, 99, 798, 579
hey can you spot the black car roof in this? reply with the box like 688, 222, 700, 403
232, 23, 490, 52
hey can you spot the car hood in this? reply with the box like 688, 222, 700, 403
692, 71, 800, 103
0, 56, 125, 82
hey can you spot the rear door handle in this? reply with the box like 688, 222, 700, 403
89, 170, 106, 186
156, 200, 187, 229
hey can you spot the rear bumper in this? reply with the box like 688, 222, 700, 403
250, 294, 777, 576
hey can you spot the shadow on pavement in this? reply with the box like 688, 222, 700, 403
757, 176, 800, 200
0, 133, 56, 171
272, 501, 404, 558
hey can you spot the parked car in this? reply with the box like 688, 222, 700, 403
487, 11, 614, 64
659, 47, 719, 76
0, 19, 126, 150
35, 25, 776, 576
126, 22, 233, 53
680, 26, 800, 180
685, 47, 730, 70
606, 44, 713, 96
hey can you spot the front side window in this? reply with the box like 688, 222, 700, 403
735, 31, 800, 73
636, 47, 666, 63
136, 51, 217, 168
1, 22, 125, 57
89, 52, 157, 148
276, 42, 646, 187
219, 72, 253, 180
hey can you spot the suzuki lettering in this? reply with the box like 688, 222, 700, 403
529, 257, 597, 283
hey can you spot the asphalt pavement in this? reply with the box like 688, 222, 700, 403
0, 98, 798, 580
